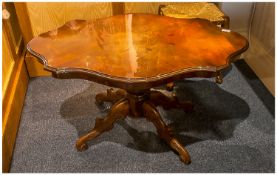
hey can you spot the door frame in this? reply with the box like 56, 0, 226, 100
2, 2, 29, 172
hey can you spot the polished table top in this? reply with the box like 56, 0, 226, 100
28, 14, 248, 92
27, 14, 249, 163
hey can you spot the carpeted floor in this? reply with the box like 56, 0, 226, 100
10, 60, 274, 173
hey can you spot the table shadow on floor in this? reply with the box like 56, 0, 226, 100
60, 80, 250, 154
234, 60, 274, 117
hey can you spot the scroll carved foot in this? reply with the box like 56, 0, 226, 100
149, 90, 194, 113
76, 99, 129, 151
142, 101, 191, 164
95, 88, 127, 105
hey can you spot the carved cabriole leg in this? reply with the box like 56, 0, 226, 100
149, 90, 193, 112
76, 99, 129, 151
95, 88, 127, 105
142, 101, 191, 164
77, 88, 194, 164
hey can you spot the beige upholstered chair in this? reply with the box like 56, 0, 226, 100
159, 2, 229, 28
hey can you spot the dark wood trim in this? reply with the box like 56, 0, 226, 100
14, 2, 34, 44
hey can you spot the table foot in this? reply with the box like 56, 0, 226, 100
95, 88, 127, 105
76, 143, 88, 151
170, 138, 191, 164
76, 99, 129, 151
150, 90, 194, 113
166, 82, 175, 91
77, 89, 193, 164
215, 71, 223, 84
142, 101, 191, 164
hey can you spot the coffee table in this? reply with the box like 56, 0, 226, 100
27, 14, 248, 164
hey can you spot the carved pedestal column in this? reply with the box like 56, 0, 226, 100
76, 88, 193, 164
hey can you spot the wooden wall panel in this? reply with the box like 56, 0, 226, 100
5, 3, 22, 50
124, 2, 183, 14
26, 2, 113, 36
2, 4, 29, 170
251, 2, 274, 57
14, 3, 34, 44
2, 52, 29, 172
25, 53, 52, 77
220, 2, 253, 35
2, 30, 15, 99
124, 2, 160, 14
21, 2, 113, 77
244, 2, 275, 95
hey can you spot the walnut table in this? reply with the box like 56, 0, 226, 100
27, 14, 248, 164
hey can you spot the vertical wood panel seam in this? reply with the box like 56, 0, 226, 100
14, 2, 34, 44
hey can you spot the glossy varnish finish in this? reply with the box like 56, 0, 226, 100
27, 14, 248, 164
28, 14, 248, 90
76, 88, 193, 164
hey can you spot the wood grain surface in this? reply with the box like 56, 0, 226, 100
21, 2, 225, 77
16, 2, 113, 77
251, 2, 274, 56
124, 2, 183, 14
2, 52, 29, 172
26, 2, 113, 36
14, 3, 34, 44
27, 14, 248, 92
244, 2, 274, 95
25, 52, 52, 77
2, 29, 15, 98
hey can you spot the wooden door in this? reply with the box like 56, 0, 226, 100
2, 2, 29, 172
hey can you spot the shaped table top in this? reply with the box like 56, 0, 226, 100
27, 14, 248, 92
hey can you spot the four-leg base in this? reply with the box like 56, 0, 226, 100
76, 88, 193, 164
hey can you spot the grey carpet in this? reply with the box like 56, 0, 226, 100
10, 60, 274, 173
